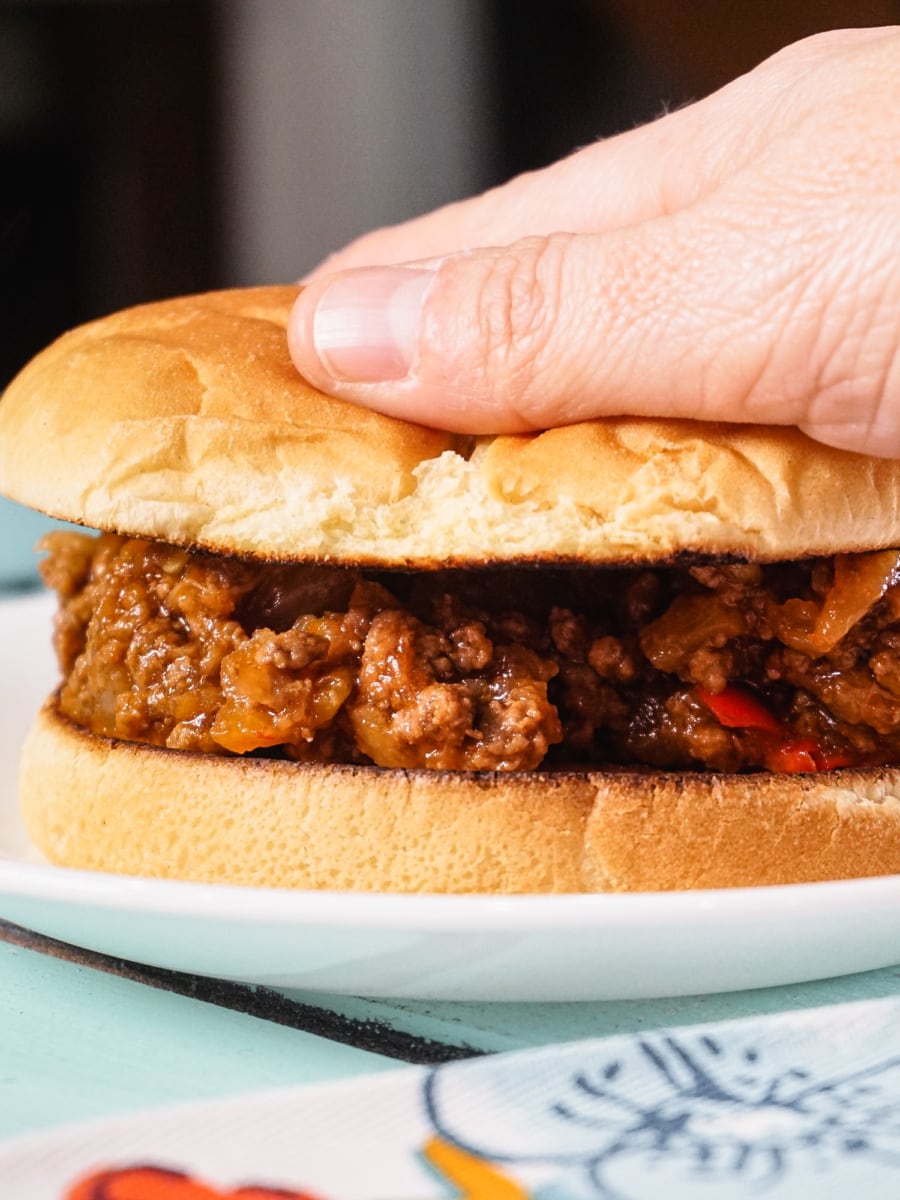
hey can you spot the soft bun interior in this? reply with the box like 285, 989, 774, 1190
4, 287, 900, 565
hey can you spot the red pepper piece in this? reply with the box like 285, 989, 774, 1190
765, 737, 853, 774
697, 686, 854, 773
765, 739, 818, 774
696, 686, 783, 735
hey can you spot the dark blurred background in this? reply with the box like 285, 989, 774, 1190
2, 0, 898, 391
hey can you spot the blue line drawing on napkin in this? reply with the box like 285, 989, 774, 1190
423, 999, 900, 1198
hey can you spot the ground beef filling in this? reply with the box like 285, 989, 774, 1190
40, 531, 900, 774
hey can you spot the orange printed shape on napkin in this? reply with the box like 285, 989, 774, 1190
66, 1164, 320, 1200
422, 1137, 529, 1199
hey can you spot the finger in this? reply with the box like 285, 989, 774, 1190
303, 26, 895, 280
306, 89, 740, 280
308, 118, 712, 282
287, 192, 900, 454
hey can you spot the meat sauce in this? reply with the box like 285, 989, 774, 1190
40, 531, 900, 774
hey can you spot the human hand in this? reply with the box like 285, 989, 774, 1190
287, 27, 900, 456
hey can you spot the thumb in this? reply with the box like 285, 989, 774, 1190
288, 231, 700, 433
286, 215, 899, 450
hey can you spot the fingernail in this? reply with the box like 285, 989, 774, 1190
312, 267, 434, 382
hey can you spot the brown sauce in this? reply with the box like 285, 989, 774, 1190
40, 531, 900, 774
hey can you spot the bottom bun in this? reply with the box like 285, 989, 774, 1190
19, 701, 900, 893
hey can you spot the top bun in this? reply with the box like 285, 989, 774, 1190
3, 285, 900, 566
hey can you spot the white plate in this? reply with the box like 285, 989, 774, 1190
3, 590, 900, 1002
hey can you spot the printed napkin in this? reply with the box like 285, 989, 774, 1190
5, 995, 900, 1198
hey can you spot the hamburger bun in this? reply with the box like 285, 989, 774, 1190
5, 286, 900, 893
21, 701, 900, 892
3, 286, 900, 566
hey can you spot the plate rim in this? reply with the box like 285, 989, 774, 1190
3, 853, 900, 932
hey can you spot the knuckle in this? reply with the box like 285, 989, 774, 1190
469, 235, 571, 423
478, 236, 567, 362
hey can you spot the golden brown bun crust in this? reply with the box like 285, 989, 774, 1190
4, 287, 900, 564
21, 703, 900, 892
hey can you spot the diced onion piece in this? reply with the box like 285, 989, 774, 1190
808, 549, 900, 654
640, 594, 746, 673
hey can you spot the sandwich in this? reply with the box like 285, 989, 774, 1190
3, 285, 900, 893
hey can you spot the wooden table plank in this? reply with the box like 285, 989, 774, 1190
278, 965, 900, 1054
0, 920, 480, 1065
0, 937, 401, 1139
8, 918, 900, 1068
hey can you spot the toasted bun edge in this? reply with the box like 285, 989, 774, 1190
19, 703, 900, 893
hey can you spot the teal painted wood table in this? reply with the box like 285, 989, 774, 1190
4, 917, 900, 1140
